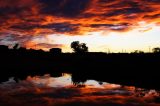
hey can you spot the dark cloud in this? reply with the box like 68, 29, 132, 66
144, 14, 160, 19
90, 23, 131, 31
0, 0, 39, 16
10, 24, 39, 31
145, 0, 160, 3
98, 0, 116, 3
0, 7, 21, 16
41, 23, 80, 33
0, 32, 33, 46
10, 23, 80, 33
104, 1, 140, 8
37, 88, 81, 99
39, 0, 91, 17
103, 7, 149, 17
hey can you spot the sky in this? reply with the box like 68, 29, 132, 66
0, 0, 160, 52
0, 74, 160, 106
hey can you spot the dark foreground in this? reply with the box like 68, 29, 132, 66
0, 46, 160, 90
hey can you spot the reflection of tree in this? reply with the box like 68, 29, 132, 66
152, 47, 160, 53
71, 41, 88, 53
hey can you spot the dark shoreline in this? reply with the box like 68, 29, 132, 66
0, 46, 160, 90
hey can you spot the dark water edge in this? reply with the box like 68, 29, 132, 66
1, 49, 160, 90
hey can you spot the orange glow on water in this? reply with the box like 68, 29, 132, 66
0, 74, 160, 106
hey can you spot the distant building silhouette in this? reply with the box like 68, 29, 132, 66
49, 48, 62, 54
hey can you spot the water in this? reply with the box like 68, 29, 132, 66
0, 73, 160, 106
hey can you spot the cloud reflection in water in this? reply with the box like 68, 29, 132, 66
0, 74, 160, 106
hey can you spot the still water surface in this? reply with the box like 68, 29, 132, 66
0, 73, 160, 106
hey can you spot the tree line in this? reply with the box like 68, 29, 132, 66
1, 41, 160, 53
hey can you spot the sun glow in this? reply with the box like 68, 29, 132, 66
43, 22, 160, 53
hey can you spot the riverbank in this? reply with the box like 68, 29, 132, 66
0, 48, 160, 89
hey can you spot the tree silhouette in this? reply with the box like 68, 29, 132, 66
13, 43, 19, 49
71, 41, 88, 53
152, 47, 160, 53
132, 50, 144, 53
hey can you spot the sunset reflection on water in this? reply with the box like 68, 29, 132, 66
0, 73, 160, 106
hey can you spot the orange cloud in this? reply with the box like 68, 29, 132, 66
0, 0, 160, 49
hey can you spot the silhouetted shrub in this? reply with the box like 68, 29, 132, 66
71, 41, 88, 53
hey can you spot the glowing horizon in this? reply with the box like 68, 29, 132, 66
25, 21, 160, 53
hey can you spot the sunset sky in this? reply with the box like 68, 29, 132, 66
0, 0, 160, 52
